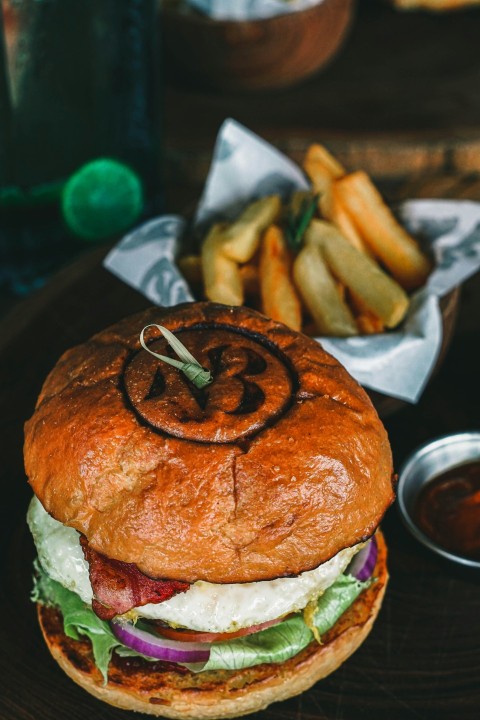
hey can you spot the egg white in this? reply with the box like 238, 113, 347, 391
27, 496, 361, 633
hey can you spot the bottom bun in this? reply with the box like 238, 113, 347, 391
37, 531, 388, 719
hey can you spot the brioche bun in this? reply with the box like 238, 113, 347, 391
25, 303, 394, 585
37, 530, 388, 719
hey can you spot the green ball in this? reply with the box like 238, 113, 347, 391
62, 158, 144, 241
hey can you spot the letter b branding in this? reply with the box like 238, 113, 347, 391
123, 327, 294, 443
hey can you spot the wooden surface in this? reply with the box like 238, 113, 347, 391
164, 0, 480, 187
1, 174, 480, 719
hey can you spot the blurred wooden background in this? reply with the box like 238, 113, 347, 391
163, 0, 480, 205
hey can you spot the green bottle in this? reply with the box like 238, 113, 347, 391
0, 0, 161, 295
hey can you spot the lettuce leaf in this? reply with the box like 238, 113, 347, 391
32, 560, 371, 678
314, 573, 369, 633
32, 562, 121, 683
201, 615, 312, 671
201, 574, 370, 672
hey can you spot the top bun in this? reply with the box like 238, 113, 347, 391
24, 303, 394, 584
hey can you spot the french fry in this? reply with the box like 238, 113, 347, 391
220, 195, 281, 263
201, 223, 243, 306
177, 255, 203, 291
306, 220, 409, 329
304, 144, 345, 180
240, 262, 261, 302
356, 313, 385, 335
348, 289, 385, 335
334, 171, 432, 290
303, 144, 346, 219
330, 185, 371, 255
335, 280, 346, 303
259, 225, 302, 331
197, 137, 427, 338
303, 160, 335, 218
293, 242, 358, 337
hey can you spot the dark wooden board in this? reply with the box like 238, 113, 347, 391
2, 178, 480, 719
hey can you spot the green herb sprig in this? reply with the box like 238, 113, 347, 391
285, 192, 320, 253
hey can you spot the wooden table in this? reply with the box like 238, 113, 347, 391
164, 0, 480, 191
1, 175, 480, 719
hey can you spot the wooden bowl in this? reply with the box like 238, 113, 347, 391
162, 0, 355, 91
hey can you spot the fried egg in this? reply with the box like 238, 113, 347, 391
28, 496, 361, 633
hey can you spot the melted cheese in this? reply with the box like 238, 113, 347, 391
27, 496, 360, 633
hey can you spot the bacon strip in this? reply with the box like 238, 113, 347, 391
80, 536, 190, 621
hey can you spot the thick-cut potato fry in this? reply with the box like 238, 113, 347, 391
392, 0, 479, 10
293, 242, 358, 337
304, 144, 346, 180
220, 195, 281, 263
349, 289, 385, 334
239, 262, 260, 302
306, 220, 409, 329
201, 223, 243, 306
335, 171, 432, 290
259, 225, 302, 331
356, 313, 385, 335
178, 255, 203, 290
335, 280, 346, 303
303, 144, 346, 218
303, 160, 335, 218
330, 185, 371, 255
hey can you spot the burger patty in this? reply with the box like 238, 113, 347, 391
28, 497, 363, 633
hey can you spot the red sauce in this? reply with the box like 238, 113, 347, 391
414, 461, 480, 560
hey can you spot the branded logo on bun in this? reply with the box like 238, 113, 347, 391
25, 302, 395, 719
124, 327, 296, 442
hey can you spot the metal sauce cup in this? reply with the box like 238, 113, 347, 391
397, 432, 480, 568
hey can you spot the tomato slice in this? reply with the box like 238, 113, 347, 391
154, 616, 284, 644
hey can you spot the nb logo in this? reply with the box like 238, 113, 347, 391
123, 327, 294, 443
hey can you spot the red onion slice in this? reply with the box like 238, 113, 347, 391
346, 536, 378, 581
111, 620, 211, 664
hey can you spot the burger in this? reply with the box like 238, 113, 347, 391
24, 302, 394, 718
